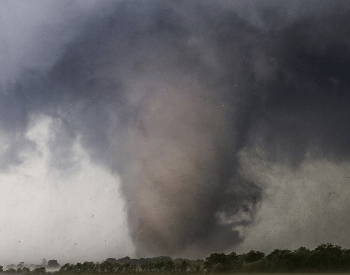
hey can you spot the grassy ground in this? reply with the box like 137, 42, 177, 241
41, 274, 350, 275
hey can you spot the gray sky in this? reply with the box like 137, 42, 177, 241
1, 0, 350, 266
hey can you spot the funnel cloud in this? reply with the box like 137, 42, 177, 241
1, 0, 350, 262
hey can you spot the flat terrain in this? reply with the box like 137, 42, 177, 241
51, 274, 350, 275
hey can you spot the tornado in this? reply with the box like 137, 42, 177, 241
1, 0, 350, 260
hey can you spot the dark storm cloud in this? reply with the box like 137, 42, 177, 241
3, 0, 350, 258
245, 6, 350, 165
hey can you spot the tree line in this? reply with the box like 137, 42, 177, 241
2, 243, 350, 273
203, 243, 350, 273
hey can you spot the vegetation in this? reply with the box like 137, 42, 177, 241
3, 243, 350, 274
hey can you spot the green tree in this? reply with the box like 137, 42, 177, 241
59, 263, 74, 273
291, 246, 310, 271
47, 260, 60, 269
22, 267, 30, 273
228, 251, 242, 272
175, 260, 189, 273
32, 267, 46, 273
99, 261, 120, 273
308, 243, 342, 271
164, 261, 175, 273
266, 249, 294, 272
140, 263, 148, 273
154, 261, 164, 273
188, 262, 201, 273
121, 263, 131, 274
204, 252, 239, 273
143, 262, 155, 273
244, 250, 265, 263
204, 253, 227, 272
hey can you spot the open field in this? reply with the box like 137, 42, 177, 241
50, 274, 350, 275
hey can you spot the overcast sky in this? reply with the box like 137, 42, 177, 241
1, 0, 350, 266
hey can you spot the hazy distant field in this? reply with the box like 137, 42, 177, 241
51, 274, 350, 275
